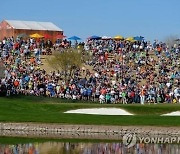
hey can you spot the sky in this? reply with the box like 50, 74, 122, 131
0, 0, 180, 41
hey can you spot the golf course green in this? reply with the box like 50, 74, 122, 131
0, 95, 180, 126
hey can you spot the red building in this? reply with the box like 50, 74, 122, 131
0, 20, 63, 42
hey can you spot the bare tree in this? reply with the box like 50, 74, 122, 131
0, 61, 5, 78
47, 48, 83, 81
164, 35, 179, 48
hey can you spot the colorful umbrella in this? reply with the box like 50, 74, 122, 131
134, 36, 144, 41
114, 35, 124, 40
175, 39, 180, 41
102, 36, 112, 40
126, 37, 135, 42
68, 36, 81, 40
56, 34, 66, 39
43, 34, 52, 39
88, 35, 101, 40
30, 33, 44, 38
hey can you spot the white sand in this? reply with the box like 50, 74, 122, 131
162, 111, 180, 116
64, 108, 133, 115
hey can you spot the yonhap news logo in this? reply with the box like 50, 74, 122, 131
123, 133, 180, 148
123, 133, 137, 148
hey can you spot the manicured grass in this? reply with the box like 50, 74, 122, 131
0, 136, 117, 144
0, 96, 180, 126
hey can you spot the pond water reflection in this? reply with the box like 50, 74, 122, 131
0, 142, 180, 154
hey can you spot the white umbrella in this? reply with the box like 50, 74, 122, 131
102, 36, 111, 40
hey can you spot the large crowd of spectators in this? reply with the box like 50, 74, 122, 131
0, 36, 179, 104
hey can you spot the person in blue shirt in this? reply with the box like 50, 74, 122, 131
87, 87, 92, 100
48, 83, 55, 97
83, 87, 87, 100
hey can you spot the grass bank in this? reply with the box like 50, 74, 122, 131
0, 96, 180, 126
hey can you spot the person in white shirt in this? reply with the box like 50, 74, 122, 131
99, 94, 105, 104
174, 88, 180, 101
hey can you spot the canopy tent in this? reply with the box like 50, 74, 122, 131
68, 36, 81, 41
88, 35, 101, 40
30, 33, 44, 38
56, 34, 66, 39
113, 35, 124, 40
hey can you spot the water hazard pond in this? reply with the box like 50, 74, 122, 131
0, 139, 180, 154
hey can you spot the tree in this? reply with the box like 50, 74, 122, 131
47, 48, 83, 81
0, 61, 5, 78
164, 35, 179, 48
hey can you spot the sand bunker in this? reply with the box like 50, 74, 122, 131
162, 111, 180, 116
64, 108, 133, 115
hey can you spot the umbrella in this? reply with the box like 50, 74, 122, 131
114, 35, 124, 40
68, 36, 81, 41
102, 36, 112, 40
88, 35, 101, 40
17, 33, 29, 38
43, 34, 52, 39
56, 34, 66, 39
134, 36, 144, 41
30, 33, 44, 38
126, 37, 135, 42
175, 39, 180, 41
